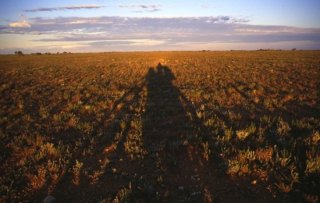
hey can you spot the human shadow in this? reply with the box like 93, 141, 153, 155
140, 63, 203, 201
143, 63, 191, 149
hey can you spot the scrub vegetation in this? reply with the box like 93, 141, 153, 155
0, 51, 319, 202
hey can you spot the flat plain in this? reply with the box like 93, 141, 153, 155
0, 51, 319, 202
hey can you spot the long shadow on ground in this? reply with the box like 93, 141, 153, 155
50, 64, 277, 202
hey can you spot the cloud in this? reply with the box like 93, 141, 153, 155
23, 4, 104, 12
89, 39, 166, 47
119, 4, 161, 12
1, 16, 320, 52
9, 20, 31, 28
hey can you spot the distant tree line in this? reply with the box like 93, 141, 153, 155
14, 51, 72, 55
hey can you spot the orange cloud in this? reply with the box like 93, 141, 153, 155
9, 20, 31, 28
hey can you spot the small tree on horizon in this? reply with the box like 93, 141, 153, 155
14, 50, 24, 55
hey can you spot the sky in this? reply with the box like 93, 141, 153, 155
0, 0, 320, 53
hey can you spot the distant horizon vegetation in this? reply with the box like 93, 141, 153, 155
7, 48, 318, 56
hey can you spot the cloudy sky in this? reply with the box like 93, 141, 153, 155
0, 0, 320, 53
